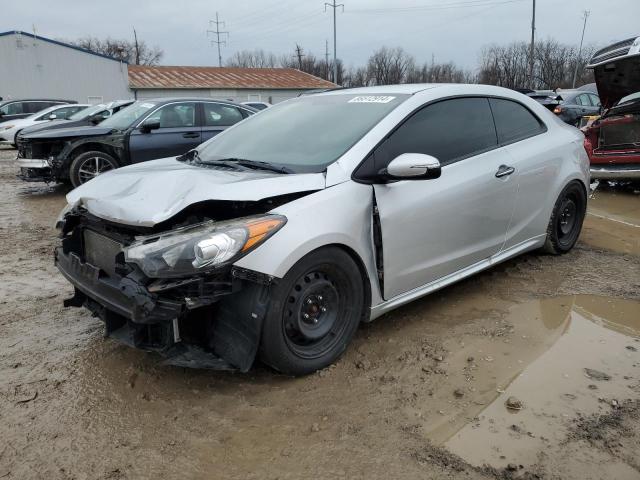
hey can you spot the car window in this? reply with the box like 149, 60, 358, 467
1, 102, 24, 115
589, 94, 601, 107
203, 103, 244, 126
374, 97, 497, 167
489, 98, 545, 144
54, 106, 85, 119
146, 102, 197, 128
576, 94, 591, 106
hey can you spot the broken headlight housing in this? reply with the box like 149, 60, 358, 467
123, 215, 286, 278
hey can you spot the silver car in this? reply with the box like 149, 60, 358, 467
56, 84, 589, 375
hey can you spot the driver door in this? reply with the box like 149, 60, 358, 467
128, 102, 201, 163
370, 97, 518, 299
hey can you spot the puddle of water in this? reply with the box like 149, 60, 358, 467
583, 189, 640, 255
439, 295, 640, 469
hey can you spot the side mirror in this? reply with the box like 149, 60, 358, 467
48, 113, 57, 120
140, 119, 160, 133
89, 113, 105, 124
385, 153, 441, 180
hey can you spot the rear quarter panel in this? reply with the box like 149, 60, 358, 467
502, 118, 588, 250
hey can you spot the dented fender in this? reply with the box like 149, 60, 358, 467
233, 181, 384, 311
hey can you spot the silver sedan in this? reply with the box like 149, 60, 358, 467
56, 84, 589, 375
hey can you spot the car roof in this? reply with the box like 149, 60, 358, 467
0, 99, 76, 105
318, 84, 442, 95
29, 104, 89, 115
139, 97, 253, 107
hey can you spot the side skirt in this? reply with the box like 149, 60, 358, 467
368, 235, 546, 320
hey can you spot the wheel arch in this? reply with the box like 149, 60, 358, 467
299, 243, 373, 324
68, 142, 121, 164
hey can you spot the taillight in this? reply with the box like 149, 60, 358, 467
553, 106, 562, 114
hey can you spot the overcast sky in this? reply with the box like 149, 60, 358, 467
3, 0, 638, 70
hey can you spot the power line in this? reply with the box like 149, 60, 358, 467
572, 10, 590, 88
207, 12, 229, 67
345, 0, 526, 15
324, 0, 344, 84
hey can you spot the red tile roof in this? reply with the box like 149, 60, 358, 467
128, 65, 336, 90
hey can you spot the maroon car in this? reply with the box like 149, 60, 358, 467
584, 36, 640, 181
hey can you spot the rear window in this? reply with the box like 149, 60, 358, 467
489, 98, 545, 144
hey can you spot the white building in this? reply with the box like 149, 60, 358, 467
0, 30, 131, 103
128, 65, 336, 104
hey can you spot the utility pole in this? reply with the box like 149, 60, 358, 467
133, 27, 140, 65
324, 0, 344, 84
207, 12, 229, 67
325, 39, 330, 80
294, 44, 305, 70
572, 10, 590, 88
529, 0, 536, 89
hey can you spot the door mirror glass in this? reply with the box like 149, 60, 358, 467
386, 153, 441, 180
141, 119, 161, 132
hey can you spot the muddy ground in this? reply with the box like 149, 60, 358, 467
1, 145, 639, 480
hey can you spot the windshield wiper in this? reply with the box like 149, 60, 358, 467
200, 157, 293, 174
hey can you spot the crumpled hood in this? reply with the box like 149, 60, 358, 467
20, 118, 90, 136
67, 157, 327, 227
23, 125, 112, 140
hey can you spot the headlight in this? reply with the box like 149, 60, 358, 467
2, 125, 15, 130
124, 215, 286, 278
55, 203, 75, 229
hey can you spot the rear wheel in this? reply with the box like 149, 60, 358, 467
69, 151, 119, 187
259, 247, 365, 376
542, 181, 587, 254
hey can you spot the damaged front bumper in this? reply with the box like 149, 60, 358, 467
55, 242, 272, 371
16, 158, 54, 182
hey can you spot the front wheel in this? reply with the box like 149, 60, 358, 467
259, 247, 365, 376
69, 150, 119, 187
542, 180, 587, 254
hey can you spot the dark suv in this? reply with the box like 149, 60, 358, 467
0, 99, 77, 124
17, 98, 256, 186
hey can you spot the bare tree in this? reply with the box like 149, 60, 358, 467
226, 49, 278, 68
478, 39, 595, 89
68, 36, 163, 65
365, 47, 415, 85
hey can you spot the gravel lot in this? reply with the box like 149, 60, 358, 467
1, 145, 639, 480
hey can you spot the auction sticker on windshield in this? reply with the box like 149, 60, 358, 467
348, 96, 396, 103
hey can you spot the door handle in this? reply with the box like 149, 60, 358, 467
495, 165, 515, 178
183, 133, 199, 138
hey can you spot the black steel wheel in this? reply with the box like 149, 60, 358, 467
259, 247, 365, 375
543, 180, 587, 254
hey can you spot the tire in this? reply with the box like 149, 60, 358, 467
542, 180, 587, 254
69, 150, 119, 187
259, 247, 365, 376
13, 129, 22, 146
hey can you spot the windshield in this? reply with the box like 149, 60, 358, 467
99, 101, 158, 130
68, 104, 106, 120
197, 93, 409, 173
